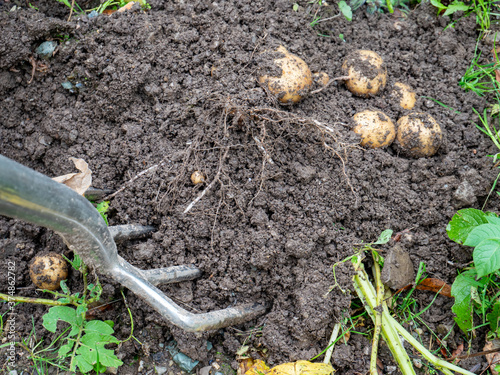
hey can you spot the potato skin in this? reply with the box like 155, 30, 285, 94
353, 110, 396, 148
342, 50, 387, 97
29, 253, 69, 291
259, 46, 312, 104
191, 171, 205, 185
396, 112, 443, 157
392, 82, 416, 110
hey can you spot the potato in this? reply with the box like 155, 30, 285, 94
391, 82, 416, 110
342, 50, 387, 97
29, 253, 69, 291
313, 72, 329, 86
191, 171, 205, 185
353, 110, 396, 148
258, 46, 312, 104
396, 112, 443, 157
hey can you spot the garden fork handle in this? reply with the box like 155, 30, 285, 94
0, 155, 267, 331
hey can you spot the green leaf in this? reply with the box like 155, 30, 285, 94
84, 320, 115, 335
474, 239, 500, 278
487, 301, 500, 332
451, 269, 478, 334
76, 304, 88, 317
292, 3, 298, 11
430, 0, 447, 10
443, 1, 469, 16
104, 320, 115, 329
373, 229, 393, 245
447, 208, 489, 244
58, 341, 75, 357
486, 215, 500, 226
464, 224, 500, 247
77, 335, 123, 368
74, 354, 94, 373
42, 306, 80, 336
338, 1, 352, 21
60, 280, 70, 295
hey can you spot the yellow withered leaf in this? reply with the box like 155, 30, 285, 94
269, 360, 334, 375
244, 359, 271, 375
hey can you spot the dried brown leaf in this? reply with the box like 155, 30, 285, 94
52, 157, 92, 195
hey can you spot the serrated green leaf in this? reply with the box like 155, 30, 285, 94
474, 239, 500, 277
84, 320, 115, 335
338, 1, 352, 21
447, 208, 489, 244
443, 1, 469, 16
81, 332, 120, 345
374, 229, 393, 245
464, 224, 500, 247
451, 269, 478, 334
42, 306, 80, 336
487, 301, 500, 332
74, 354, 94, 373
57, 297, 71, 304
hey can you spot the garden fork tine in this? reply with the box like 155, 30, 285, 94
0, 155, 266, 332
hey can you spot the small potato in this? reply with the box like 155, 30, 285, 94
258, 46, 313, 104
397, 112, 443, 157
342, 50, 387, 97
313, 72, 330, 86
392, 82, 416, 110
29, 253, 69, 291
353, 110, 396, 148
191, 171, 206, 185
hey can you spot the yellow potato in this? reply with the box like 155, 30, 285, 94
392, 82, 416, 109
342, 50, 387, 97
353, 110, 396, 148
259, 46, 313, 104
191, 171, 205, 185
268, 360, 334, 375
313, 71, 330, 86
29, 253, 69, 291
396, 112, 443, 157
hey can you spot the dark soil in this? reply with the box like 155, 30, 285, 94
0, 0, 498, 373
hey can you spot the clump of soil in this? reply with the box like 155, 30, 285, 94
0, 0, 496, 373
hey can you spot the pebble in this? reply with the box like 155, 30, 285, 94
36, 41, 57, 60
138, 360, 145, 372
155, 366, 167, 375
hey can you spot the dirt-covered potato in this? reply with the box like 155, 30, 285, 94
342, 50, 387, 97
396, 112, 443, 157
258, 46, 313, 104
392, 82, 416, 110
353, 110, 396, 148
313, 72, 329, 86
29, 253, 69, 291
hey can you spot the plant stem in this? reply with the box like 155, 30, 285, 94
323, 323, 341, 364
370, 260, 383, 375
0, 293, 70, 307
386, 0, 394, 13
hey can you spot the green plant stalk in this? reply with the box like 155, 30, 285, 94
370, 261, 383, 375
353, 259, 475, 375
0, 293, 70, 307
352, 260, 416, 375
386, 0, 394, 13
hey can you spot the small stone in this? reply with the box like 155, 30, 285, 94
415, 328, 423, 335
413, 359, 423, 368
386, 366, 397, 374
9, 371, 18, 375
106, 367, 118, 374
36, 41, 58, 60
199, 366, 212, 375
453, 180, 477, 208
138, 360, 145, 372
381, 244, 414, 290
155, 366, 167, 375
